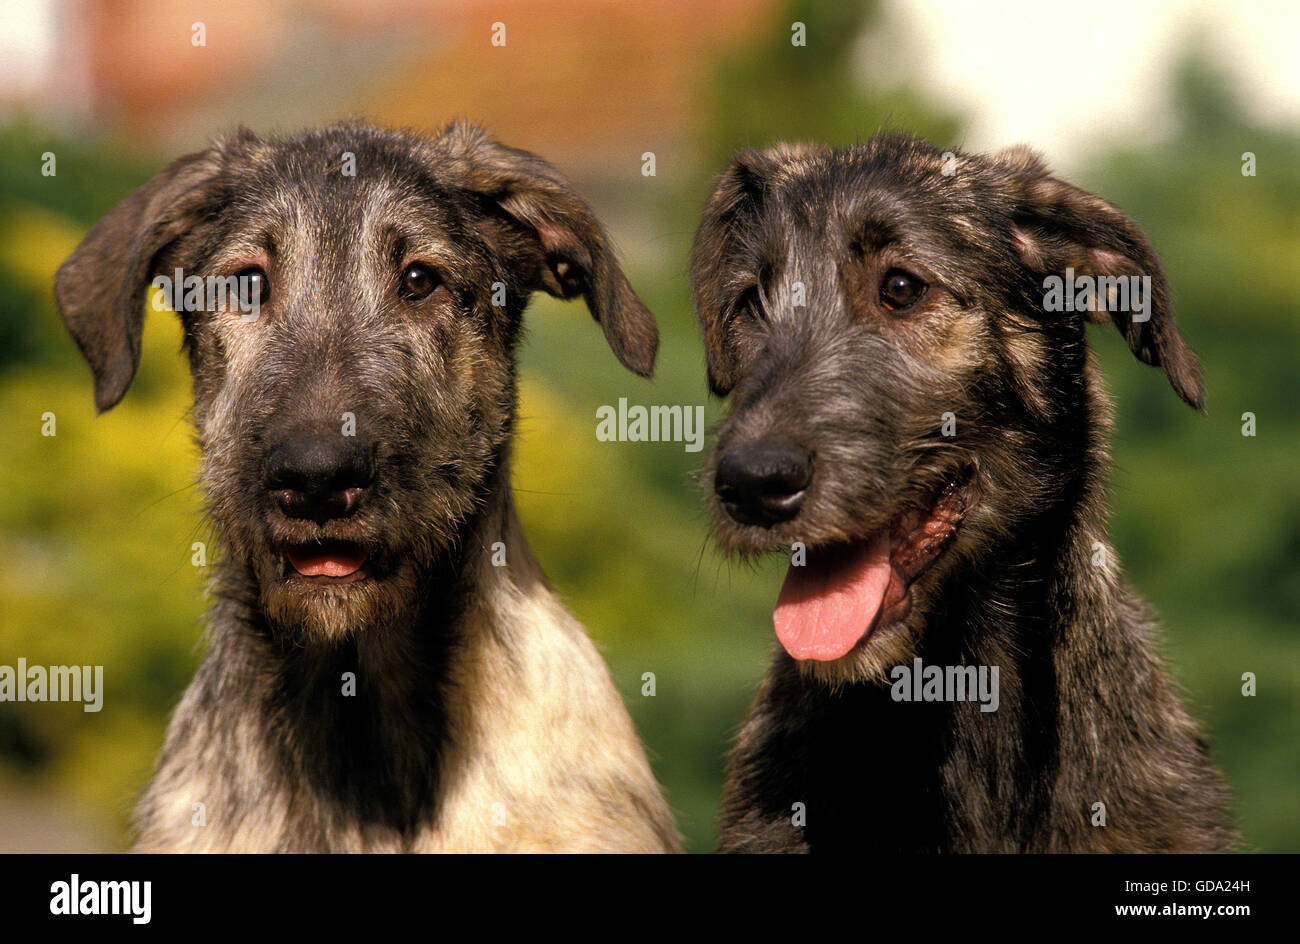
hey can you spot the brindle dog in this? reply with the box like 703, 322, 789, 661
692, 135, 1237, 853
56, 121, 680, 852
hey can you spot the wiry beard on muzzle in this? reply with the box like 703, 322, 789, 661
258, 561, 424, 642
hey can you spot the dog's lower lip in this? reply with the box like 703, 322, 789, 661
283, 540, 371, 581
866, 481, 971, 615
888, 479, 968, 578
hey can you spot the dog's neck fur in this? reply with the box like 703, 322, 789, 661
238, 484, 510, 829
721, 367, 1235, 852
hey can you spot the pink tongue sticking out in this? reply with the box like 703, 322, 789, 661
286, 543, 368, 578
774, 532, 893, 661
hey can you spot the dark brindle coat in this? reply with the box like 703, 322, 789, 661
56, 122, 680, 852
692, 135, 1237, 853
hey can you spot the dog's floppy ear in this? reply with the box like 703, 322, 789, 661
436, 121, 658, 378
691, 148, 784, 397
1003, 146, 1205, 411
55, 145, 226, 412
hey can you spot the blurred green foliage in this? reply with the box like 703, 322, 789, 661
701, 0, 961, 166
1080, 52, 1300, 852
0, 3, 1295, 852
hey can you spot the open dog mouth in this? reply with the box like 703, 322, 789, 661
282, 539, 372, 583
773, 474, 971, 662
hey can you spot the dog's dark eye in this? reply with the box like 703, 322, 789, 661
235, 267, 270, 309
879, 269, 926, 311
400, 263, 441, 300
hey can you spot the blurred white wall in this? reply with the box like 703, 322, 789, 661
868, 0, 1300, 169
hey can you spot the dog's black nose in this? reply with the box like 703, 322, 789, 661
263, 434, 375, 523
714, 438, 813, 527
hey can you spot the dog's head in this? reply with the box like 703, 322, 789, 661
55, 121, 657, 641
692, 134, 1203, 684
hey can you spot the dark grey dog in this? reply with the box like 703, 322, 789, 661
56, 121, 680, 852
692, 135, 1237, 853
